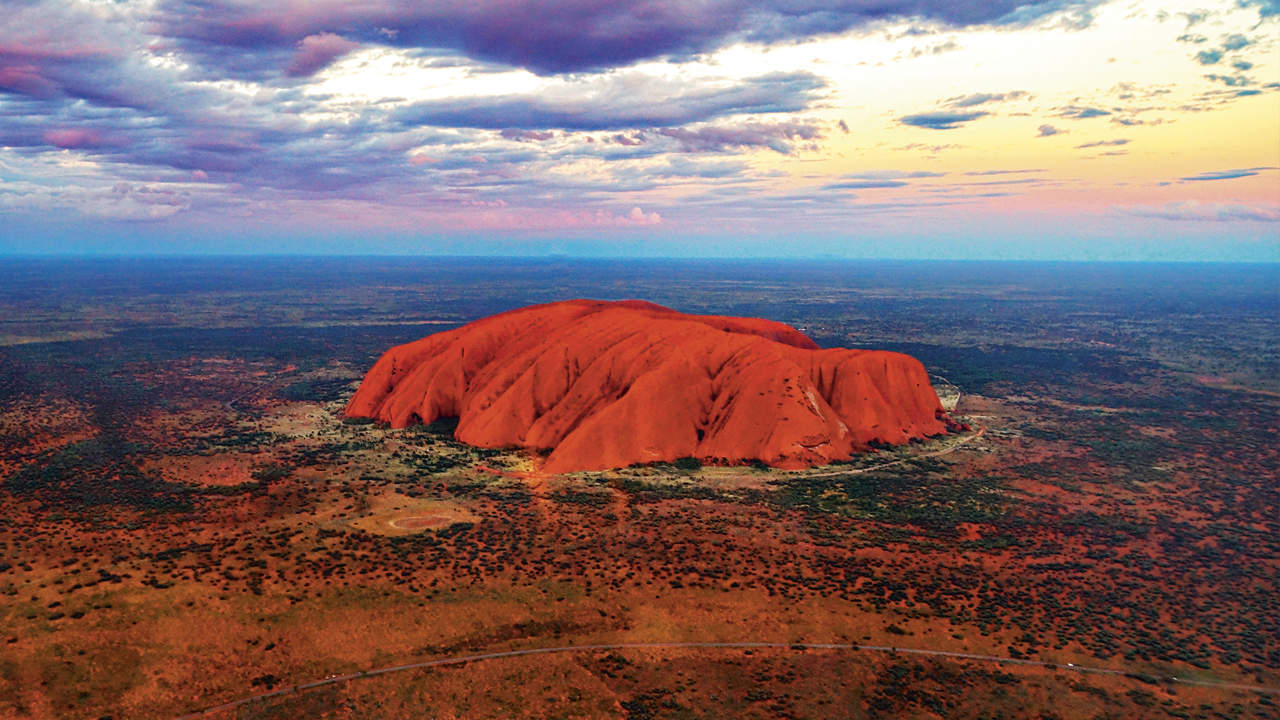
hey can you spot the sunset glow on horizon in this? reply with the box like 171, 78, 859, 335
1, 0, 1277, 259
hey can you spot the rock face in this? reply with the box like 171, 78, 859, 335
345, 299, 955, 473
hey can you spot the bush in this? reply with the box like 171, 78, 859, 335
674, 456, 702, 471
251, 463, 296, 483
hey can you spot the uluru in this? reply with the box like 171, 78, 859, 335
345, 299, 957, 473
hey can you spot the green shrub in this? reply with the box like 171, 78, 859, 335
674, 456, 702, 471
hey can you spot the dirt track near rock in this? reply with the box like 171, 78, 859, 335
792, 425, 987, 480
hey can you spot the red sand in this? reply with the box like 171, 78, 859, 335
389, 516, 451, 530
345, 300, 954, 472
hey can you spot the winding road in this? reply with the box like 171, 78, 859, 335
175, 639, 1279, 718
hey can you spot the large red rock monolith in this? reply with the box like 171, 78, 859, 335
345, 299, 955, 472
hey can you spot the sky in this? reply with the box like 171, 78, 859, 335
0, 0, 1277, 260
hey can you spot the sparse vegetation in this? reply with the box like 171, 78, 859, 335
0, 258, 1275, 719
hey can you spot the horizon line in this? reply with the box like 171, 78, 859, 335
2, 252, 1278, 265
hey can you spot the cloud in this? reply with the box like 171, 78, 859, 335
151, 0, 1105, 76
1179, 167, 1275, 181
500, 129, 558, 142
0, 0, 1268, 241
640, 157, 749, 179
1193, 34, 1252, 68
1221, 34, 1252, 51
1121, 201, 1280, 222
950, 177, 1049, 187
654, 121, 823, 154
1181, 10, 1211, 27
945, 91, 1029, 107
1195, 49, 1224, 65
42, 128, 111, 149
86, 183, 192, 221
1237, 1, 1279, 18
558, 206, 662, 227
965, 169, 1045, 176
392, 72, 826, 130
907, 39, 961, 58
285, 33, 360, 77
821, 169, 948, 189
1076, 138, 1130, 148
825, 180, 908, 189
1, 180, 193, 222
1057, 106, 1111, 119
898, 111, 988, 130
843, 170, 947, 180
1037, 124, 1063, 136
1205, 73, 1253, 87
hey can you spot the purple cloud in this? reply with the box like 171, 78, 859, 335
285, 33, 360, 77
151, 0, 1104, 76
501, 129, 558, 142
42, 129, 110, 149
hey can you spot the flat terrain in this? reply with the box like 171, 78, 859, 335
0, 258, 1276, 719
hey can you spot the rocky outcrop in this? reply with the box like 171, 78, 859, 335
345, 299, 955, 472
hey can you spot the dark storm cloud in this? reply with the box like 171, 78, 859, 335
391, 72, 826, 130
898, 111, 988, 129
149, 0, 1105, 76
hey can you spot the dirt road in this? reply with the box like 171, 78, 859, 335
175, 637, 1277, 718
